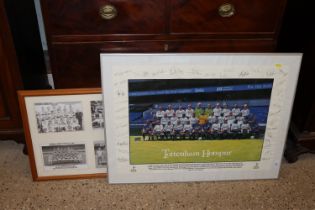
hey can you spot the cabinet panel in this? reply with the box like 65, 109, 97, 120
50, 43, 102, 88
171, 0, 286, 35
51, 41, 167, 88
51, 39, 274, 88
41, 0, 166, 35
167, 39, 274, 52
0, 32, 21, 129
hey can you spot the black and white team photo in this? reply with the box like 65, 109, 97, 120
35, 102, 83, 133
90, 100, 104, 129
42, 144, 86, 168
94, 141, 107, 168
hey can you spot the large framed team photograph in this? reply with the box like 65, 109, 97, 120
101, 53, 302, 184
18, 88, 107, 181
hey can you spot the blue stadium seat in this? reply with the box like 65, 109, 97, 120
130, 99, 270, 129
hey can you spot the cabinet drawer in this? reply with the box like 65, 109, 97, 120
51, 39, 274, 88
41, 0, 166, 35
171, 0, 286, 35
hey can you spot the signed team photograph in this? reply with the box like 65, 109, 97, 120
102, 53, 302, 183
129, 79, 273, 164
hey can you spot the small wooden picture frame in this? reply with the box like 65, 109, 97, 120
18, 88, 106, 181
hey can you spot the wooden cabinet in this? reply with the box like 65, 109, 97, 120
0, 0, 24, 142
41, 0, 287, 88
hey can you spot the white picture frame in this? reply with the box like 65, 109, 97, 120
18, 88, 107, 181
101, 53, 302, 184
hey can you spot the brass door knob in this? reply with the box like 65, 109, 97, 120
218, 3, 235, 18
99, 4, 118, 20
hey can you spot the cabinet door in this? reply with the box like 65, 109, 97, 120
41, 0, 166, 35
0, 42, 22, 129
170, 0, 287, 37
0, 2, 23, 132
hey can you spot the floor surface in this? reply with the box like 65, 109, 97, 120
0, 140, 314, 210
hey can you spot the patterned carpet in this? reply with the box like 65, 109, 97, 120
0, 140, 314, 210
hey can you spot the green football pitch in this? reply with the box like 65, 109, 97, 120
129, 136, 264, 164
